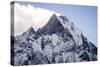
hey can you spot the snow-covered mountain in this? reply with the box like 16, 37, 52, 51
11, 14, 97, 66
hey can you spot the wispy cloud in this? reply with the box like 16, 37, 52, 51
14, 3, 60, 36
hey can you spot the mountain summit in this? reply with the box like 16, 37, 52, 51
11, 14, 97, 66
36, 14, 66, 35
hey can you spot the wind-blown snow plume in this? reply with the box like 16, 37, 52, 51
14, 3, 60, 36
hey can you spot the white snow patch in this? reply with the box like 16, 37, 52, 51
52, 34, 59, 46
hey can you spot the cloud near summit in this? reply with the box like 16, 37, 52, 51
14, 3, 60, 36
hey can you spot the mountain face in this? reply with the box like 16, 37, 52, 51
11, 14, 97, 66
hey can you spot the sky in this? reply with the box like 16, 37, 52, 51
13, 1, 97, 45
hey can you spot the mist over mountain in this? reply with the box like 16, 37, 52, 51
11, 14, 97, 66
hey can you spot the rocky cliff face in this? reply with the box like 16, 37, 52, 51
11, 14, 97, 66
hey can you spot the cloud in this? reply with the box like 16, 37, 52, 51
14, 3, 60, 36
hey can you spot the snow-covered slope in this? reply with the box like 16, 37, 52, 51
11, 14, 97, 66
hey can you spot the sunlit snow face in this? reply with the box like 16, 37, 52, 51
14, 3, 60, 36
